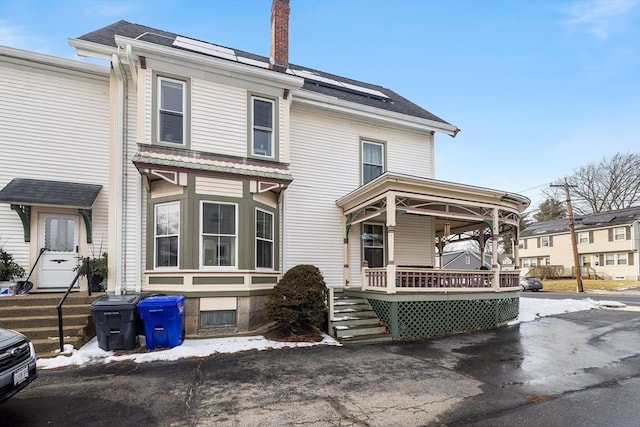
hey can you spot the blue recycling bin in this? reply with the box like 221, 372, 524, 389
137, 295, 186, 350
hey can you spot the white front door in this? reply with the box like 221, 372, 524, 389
38, 214, 80, 288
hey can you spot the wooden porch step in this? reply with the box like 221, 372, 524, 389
331, 316, 383, 328
335, 324, 388, 338
339, 333, 393, 344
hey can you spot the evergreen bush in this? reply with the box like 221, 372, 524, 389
266, 264, 327, 329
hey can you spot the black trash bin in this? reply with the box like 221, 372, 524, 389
91, 294, 141, 351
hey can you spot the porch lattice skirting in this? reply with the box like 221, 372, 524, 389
353, 292, 519, 340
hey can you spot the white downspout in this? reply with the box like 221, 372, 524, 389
124, 45, 142, 293
112, 53, 125, 296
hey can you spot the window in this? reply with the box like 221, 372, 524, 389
518, 240, 524, 250
540, 236, 550, 247
362, 141, 384, 184
363, 223, 385, 268
613, 227, 626, 241
578, 232, 589, 244
522, 258, 538, 268
200, 310, 236, 328
256, 209, 274, 269
201, 202, 237, 267
606, 252, 628, 266
158, 77, 186, 144
465, 256, 471, 265
154, 202, 180, 267
251, 97, 274, 157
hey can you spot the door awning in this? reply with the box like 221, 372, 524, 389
0, 178, 103, 243
0, 178, 102, 208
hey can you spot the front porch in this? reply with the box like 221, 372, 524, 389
331, 173, 529, 341
329, 268, 521, 341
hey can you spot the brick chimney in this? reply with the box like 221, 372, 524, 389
270, 0, 290, 71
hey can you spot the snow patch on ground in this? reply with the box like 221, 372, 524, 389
37, 334, 340, 370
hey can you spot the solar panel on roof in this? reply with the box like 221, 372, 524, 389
173, 36, 237, 61
291, 69, 389, 99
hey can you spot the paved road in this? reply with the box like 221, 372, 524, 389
522, 289, 640, 307
3, 309, 640, 426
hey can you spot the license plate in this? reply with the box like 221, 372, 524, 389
13, 365, 29, 386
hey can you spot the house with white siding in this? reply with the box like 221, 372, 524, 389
519, 206, 640, 280
1, 0, 530, 341
0, 46, 110, 291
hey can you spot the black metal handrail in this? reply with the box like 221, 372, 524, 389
56, 258, 91, 353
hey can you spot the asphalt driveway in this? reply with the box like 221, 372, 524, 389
3, 309, 640, 426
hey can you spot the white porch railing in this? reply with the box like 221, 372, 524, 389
362, 267, 521, 293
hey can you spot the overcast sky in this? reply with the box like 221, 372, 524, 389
1, 0, 638, 211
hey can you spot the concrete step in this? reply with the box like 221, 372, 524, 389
0, 313, 92, 330
9, 324, 90, 341
335, 324, 388, 338
0, 293, 101, 307
0, 304, 92, 317
32, 336, 88, 358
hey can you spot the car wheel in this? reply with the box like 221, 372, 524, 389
532, 288, 539, 292
520, 285, 526, 291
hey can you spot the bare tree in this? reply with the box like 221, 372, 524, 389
544, 153, 640, 214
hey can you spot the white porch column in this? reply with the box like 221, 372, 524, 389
342, 215, 350, 288
492, 208, 500, 289
386, 192, 397, 294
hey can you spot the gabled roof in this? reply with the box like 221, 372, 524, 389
521, 205, 640, 237
75, 20, 457, 134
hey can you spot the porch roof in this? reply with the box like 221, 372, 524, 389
0, 178, 102, 208
336, 173, 530, 233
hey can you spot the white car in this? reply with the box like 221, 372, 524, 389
0, 328, 37, 403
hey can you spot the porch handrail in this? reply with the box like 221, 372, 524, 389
56, 257, 90, 353
363, 267, 521, 293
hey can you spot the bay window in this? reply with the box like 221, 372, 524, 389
154, 202, 180, 267
256, 209, 274, 269
202, 202, 237, 267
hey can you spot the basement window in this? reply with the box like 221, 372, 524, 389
200, 310, 236, 328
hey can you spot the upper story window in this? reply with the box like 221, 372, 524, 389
540, 236, 550, 247
154, 202, 180, 268
158, 77, 186, 144
256, 209, 274, 269
578, 232, 589, 244
518, 240, 525, 249
201, 202, 237, 268
613, 227, 626, 241
362, 140, 385, 184
251, 97, 275, 158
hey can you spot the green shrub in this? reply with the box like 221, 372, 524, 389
266, 264, 327, 329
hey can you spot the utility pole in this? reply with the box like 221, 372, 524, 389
551, 180, 584, 292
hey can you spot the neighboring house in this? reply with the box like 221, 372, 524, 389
1, 1, 530, 339
0, 46, 110, 289
519, 206, 640, 280
440, 249, 492, 270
